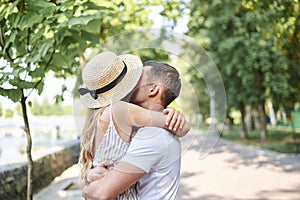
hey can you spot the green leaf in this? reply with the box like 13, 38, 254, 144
10, 13, 22, 29
30, 53, 42, 63
18, 12, 44, 29
3, 31, 17, 52
80, 30, 99, 43
30, 0, 56, 8
9, 78, 36, 89
67, 15, 95, 26
36, 81, 44, 95
0, 88, 22, 103
82, 1, 114, 10
50, 53, 69, 70
25, 0, 55, 15
0, 0, 19, 21
39, 6, 56, 15
28, 101, 32, 107
85, 19, 101, 33
60, 0, 75, 12
31, 27, 46, 44
29, 65, 46, 78
39, 40, 54, 58
54, 28, 68, 44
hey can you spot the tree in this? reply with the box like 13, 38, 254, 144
0, 0, 181, 198
187, 0, 295, 142
273, 0, 300, 117
0, 0, 113, 198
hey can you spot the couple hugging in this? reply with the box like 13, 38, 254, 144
78, 51, 190, 200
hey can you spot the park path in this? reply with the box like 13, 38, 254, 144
34, 133, 300, 200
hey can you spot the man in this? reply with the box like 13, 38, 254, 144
82, 61, 188, 200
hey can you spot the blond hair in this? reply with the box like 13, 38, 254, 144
79, 107, 106, 184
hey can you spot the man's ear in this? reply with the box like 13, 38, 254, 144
148, 84, 159, 97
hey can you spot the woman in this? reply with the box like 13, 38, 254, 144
78, 51, 189, 199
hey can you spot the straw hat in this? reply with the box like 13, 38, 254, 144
78, 51, 143, 108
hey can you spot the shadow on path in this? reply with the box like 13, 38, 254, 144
178, 133, 300, 200
182, 133, 300, 172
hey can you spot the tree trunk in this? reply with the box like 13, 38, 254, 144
252, 106, 261, 130
267, 101, 277, 126
21, 92, 33, 200
244, 105, 252, 131
250, 107, 255, 130
258, 99, 268, 142
239, 102, 248, 139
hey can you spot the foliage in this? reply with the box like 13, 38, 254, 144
159, 0, 187, 29
271, 1, 300, 114
188, 0, 291, 107
187, 0, 300, 140
0, 0, 114, 102
31, 98, 71, 116
133, 49, 170, 63
221, 125, 300, 154
183, 66, 210, 119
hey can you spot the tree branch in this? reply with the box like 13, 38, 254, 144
27, 28, 31, 52
26, 48, 56, 97
0, 25, 4, 48
23, 28, 31, 83
0, 25, 14, 63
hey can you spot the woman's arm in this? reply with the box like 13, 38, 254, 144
112, 101, 190, 137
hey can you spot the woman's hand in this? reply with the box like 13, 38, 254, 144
162, 107, 190, 137
163, 108, 185, 132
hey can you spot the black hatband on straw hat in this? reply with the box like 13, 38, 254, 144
78, 61, 128, 100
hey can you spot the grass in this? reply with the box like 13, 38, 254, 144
220, 125, 300, 154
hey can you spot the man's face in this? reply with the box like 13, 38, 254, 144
129, 66, 151, 106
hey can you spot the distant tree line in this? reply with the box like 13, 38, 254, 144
30, 99, 72, 116
0, 99, 72, 118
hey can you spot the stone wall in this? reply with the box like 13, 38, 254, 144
0, 140, 80, 199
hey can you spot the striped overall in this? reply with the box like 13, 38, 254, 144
92, 106, 138, 200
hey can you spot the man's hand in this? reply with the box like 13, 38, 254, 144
87, 160, 113, 184
82, 161, 145, 200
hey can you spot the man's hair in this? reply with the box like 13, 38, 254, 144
144, 61, 181, 107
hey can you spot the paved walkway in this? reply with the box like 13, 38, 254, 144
34, 133, 300, 200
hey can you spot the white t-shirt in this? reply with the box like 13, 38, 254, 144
120, 127, 181, 200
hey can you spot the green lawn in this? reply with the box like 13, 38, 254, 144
220, 125, 300, 154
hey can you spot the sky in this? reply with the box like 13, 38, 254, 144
0, 7, 189, 110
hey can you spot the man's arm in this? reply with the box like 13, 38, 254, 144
82, 162, 145, 200
83, 128, 165, 200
